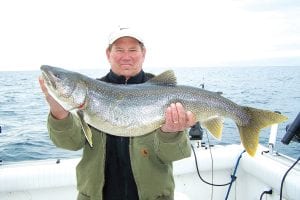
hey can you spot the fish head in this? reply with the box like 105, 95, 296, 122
40, 65, 87, 111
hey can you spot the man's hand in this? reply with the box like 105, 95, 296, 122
160, 102, 196, 133
38, 76, 69, 120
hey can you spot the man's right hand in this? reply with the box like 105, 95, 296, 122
39, 76, 69, 120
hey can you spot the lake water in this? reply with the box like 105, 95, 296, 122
0, 66, 299, 164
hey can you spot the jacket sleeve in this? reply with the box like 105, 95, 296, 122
47, 113, 86, 151
153, 129, 191, 163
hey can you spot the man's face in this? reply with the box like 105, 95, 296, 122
106, 37, 146, 79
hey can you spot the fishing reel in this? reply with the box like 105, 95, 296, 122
189, 122, 205, 148
281, 112, 300, 145
189, 122, 203, 140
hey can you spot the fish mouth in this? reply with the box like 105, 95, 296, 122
41, 70, 57, 90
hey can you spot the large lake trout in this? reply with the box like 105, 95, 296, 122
41, 65, 287, 156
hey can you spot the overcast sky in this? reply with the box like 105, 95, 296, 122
0, 0, 299, 71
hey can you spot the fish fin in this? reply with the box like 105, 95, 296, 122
146, 70, 177, 86
237, 107, 288, 157
202, 117, 224, 140
75, 110, 93, 147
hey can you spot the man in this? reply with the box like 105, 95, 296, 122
39, 27, 195, 200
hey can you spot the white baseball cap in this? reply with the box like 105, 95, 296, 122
108, 26, 144, 45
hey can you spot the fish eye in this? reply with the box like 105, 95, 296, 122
54, 73, 61, 79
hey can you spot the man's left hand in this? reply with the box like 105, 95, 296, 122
160, 102, 196, 133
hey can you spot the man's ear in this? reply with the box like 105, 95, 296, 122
106, 47, 111, 60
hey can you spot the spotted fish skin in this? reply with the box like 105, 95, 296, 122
41, 65, 288, 156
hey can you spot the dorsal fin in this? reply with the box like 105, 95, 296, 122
147, 70, 177, 85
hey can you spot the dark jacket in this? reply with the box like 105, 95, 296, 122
99, 70, 155, 200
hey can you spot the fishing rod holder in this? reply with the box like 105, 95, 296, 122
268, 123, 279, 155
267, 111, 284, 155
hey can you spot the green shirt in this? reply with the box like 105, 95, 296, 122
48, 113, 191, 200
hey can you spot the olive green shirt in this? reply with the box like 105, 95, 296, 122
48, 113, 191, 200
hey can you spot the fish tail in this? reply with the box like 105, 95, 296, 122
237, 107, 288, 156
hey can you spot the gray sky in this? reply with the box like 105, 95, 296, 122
0, 0, 299, 71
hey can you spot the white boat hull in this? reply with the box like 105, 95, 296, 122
0, 144, 299, 200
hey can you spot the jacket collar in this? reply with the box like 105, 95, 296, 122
106, 70, 146, 84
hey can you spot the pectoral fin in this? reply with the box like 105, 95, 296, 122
75, 110, 93, 147
202, 117, 224, 140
